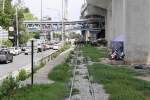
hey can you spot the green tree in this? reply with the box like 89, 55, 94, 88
19, 32, 32, 44
3, 40, 13, 47
32, 32, 40, 39
0, 0, 15, 29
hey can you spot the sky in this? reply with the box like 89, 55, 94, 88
13, 0, 84, 21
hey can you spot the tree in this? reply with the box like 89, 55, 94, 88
19, 32, 32, 45
0, 0, 15, 29
3, 40, 13, 47
32, 32, 40, 39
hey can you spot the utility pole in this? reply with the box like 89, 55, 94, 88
16, 7, 19, 47
61, 0, 64, 41
41, 0, 43, 39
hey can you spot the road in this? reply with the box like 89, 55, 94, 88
0, 49, 56, 78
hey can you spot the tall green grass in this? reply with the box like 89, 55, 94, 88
81, 45, 106, 62
48, 63, 70, 83
3, 83, 69, 100
3, 59, 71, 100
88, 64, 150, 100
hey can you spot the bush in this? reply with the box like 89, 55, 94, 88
48, 63, 70, 82
0, 76, 18, 99
3, 40, 13, 47
16, 69, 28, 81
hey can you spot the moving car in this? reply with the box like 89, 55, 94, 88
24, 47, 31, 55
37, 44, 43, 53
9, 47, 21, 55
0, 50, 13, 64
52, 44, 59, 50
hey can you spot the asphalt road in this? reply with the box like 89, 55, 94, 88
0, 49, 56, 78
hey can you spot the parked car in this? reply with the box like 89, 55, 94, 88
0, 50, 13, 64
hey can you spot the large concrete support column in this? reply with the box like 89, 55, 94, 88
124, 0, 150, 64
112, 0, 125, 40
50, 32, 53, 42
85, 31, 90, 41
106, 1, 112, 47
110, 0, 150, 64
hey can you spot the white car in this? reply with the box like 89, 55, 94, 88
9, 47, 19, 55
52, 44, 59, 50
24, 48, 31, 55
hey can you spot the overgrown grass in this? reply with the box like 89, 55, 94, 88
3, 57, 71, 100
88, 63, 150, 100
48, 62, 70, 83
81, 45, 106, 62
3, 83, 69, 100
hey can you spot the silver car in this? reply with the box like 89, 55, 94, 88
0, 50, 13, 64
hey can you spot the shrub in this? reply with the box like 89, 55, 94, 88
0, 76, 18, 99
16, 69, 28, 81
48, 63, 70, 82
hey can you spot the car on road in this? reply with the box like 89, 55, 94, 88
24, 48, 31, 55
52, 44, 59, 50
0, 50, 13, 64
9, 47, 21, 55
37, 44, 43, 53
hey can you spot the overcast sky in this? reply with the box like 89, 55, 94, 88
13, 0, 84, 21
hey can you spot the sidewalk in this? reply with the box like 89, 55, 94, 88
22, 47, 73, 85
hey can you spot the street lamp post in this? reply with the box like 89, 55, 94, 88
61, 0, 64, 41
41, 0, 43, 39
16, 7, 19, 47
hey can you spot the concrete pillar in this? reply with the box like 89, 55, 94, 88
112, 0, 125, 40
106, 1, 112, 47
86, 31, 90, 41
124, 0, 150, 64
50, 32, 53, 42
110, 0, 150, 64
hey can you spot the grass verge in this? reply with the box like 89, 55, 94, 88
81, 45, 106, 62
48, 62, 70, 83
3, 60, 71, 100
88, 63, 150, 100
3, 83, 69, 100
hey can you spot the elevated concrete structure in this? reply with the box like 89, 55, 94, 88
81, 0, 150, 64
